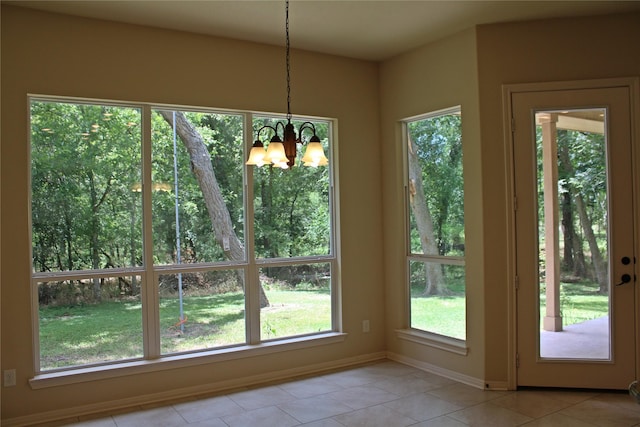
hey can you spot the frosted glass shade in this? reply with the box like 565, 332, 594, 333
265, 141, 286, 164
301, 141, 329, 167
246, 143, 267, 166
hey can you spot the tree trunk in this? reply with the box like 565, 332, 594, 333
571, 233, 588, 278
159, 111, 270, 307
557, 141, 607, 292
560, 191, 575, 272
575, 195, 608, 293
88, 170, 102, 301
407, 135, 443, 295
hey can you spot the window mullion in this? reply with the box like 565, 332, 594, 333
141, 105, 160, 359
244, 113, 260, 344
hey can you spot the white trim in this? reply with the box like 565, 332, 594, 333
502, 77, 640, 390
11, 348, 380, 427
408, 254, 465, 266
30, 332, 348, 389
483, 381, 510, 391
401, 105, 463, 124
401, 106, 467, 342
386, 351, 484, 389
329, 120, 343, 332
632, 78, 640, 382
395, 329, 468, 355
501, 77, 637, 95
502, 82, 519, 391
28, 95, 342, 376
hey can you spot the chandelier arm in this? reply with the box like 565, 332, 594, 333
297, 121, 318, 142
274, 121, 287, 136
255, 125, 279, 140
256, 125, 278, 138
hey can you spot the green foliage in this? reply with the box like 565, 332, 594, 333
38, 287, 330, 369
32, 101, 335, 369
407, 114, 464, 256
151, 111, 245, 264
252, 117, 331, 260
410, 296, 466, 340
31, 101, 331, 282
540, 279, 609, 326
409, 263, 465, 297
39, 299, 144, 369
536, 124, 608, 282
31, 100, 142, 273
31, 102, 333, 293
410, 279, 608, 341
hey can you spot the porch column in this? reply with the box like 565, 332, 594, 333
541, 114, 563, 332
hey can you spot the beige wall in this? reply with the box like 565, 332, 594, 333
476, 12, 640, 384
3, 3, 640, 423
1, 6, 384, 420
379, 11, 640, 387
379, 28, 484, 380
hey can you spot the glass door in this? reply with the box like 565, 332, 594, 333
513, 86, 635, 389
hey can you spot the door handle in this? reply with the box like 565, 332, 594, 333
615, 273, 632, 286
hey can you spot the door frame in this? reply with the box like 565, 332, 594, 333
502, 77, 640, 390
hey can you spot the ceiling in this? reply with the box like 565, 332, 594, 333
5, 0, 640, 61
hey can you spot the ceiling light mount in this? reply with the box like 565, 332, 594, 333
246, 0, 328, 169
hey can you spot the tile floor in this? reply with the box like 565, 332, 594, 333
47, 360, 640, 426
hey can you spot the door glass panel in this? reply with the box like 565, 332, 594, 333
536, 108, 610, 360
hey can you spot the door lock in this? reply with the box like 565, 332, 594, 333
616, 273, 632, 286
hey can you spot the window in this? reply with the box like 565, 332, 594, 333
30, 97, 337, 373
404, 107, 465, 341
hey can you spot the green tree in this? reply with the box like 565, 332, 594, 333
31, 101, 141, 300
252, 118, 331, 261
407, 114, 464, 295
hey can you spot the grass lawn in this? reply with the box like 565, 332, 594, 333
410, 279, 608, 340
540, 280, 609, 326
39, 287, 330, 370
411, 296, 466, 340
39, 279, 606, 370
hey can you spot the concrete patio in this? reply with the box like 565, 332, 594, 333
540, 316, 610, 359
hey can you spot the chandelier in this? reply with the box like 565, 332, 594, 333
246, 0, 329, 169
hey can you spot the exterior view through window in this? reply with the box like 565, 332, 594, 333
30, 98, 336, 372
535, 109, 610, 359
405, 107, 465, 340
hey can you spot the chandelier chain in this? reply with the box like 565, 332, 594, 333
286, 0, 292, 121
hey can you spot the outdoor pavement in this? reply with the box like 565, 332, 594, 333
540, 315, 610, 359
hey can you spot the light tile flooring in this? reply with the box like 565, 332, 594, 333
47, 360, 640, 427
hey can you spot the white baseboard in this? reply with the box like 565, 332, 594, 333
3, 352, 387, 427
483, 381, 510, 391
386, 351, 486, 389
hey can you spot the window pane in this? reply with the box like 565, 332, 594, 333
535, 110, 610, 360
409, 261, 466, 340
30, 100, 142, 272
31, 98, 338, 372
407, 112, 464, 256
159, 269, 246, 354
37, 276, 143, 370
260, 263, 332, 339
252, 117, 331, 258
406, 108, 465, 341
152, 110, 245, 265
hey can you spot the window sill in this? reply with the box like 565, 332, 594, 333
30, 332, 347, 390
396, 329, 468, 356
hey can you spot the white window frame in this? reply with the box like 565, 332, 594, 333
396, 106, 468, 355
28, 95, 344, 388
